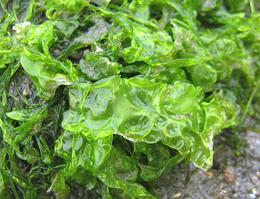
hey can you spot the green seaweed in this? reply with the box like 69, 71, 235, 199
0, 0, 259, 198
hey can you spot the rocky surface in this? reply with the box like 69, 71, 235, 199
154, 131, 260, 199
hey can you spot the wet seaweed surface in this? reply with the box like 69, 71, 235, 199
0, 1, 260, 198
7, 74, 260, 199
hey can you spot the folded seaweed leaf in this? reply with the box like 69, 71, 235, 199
0, 35, 18, 69
53, 131, 155, 198
45, 0, 89, 12
62, 76, 237, 170
107, 15, 174, 64
79, 52, 121, 81
20, 48, 79, 100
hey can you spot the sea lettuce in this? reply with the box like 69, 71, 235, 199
0, 0, 259, 198
62, 76, 237, 170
